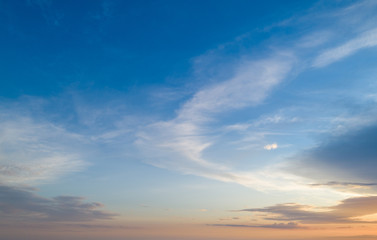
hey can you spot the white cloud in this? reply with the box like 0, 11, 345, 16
264, 143, 278, 150
0, 113, 86, 185
135, 0, 377, 195
136, 54, 297, 191
252, 113, 299, 127
178, 55, 294, 122
297, 30, 332, 48
224, 123, 251, 131
313, 27, 377, 67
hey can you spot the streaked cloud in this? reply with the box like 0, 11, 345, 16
310, 181, 377, 189
133, 0, 377, 194
0, 185, 117, 222
178, 55, 294, 121
313, 28, 377, 67
63, 223, 137, 229
136, 54, 296, 190
208, 221, 303, 229
296, 30, 332, 48
0, 112, 86, 185
240, 196, 377, 224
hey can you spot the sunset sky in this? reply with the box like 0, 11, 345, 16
2, 0, 377, 239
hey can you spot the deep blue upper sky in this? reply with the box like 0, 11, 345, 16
1, 0, 317, 97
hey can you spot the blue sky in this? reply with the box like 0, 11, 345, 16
2, 0, 377, 239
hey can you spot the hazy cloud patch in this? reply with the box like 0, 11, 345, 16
313, 28, 377, 67
0, 108, 87, 185
289, 123, 377, 185
0, 185, 117, 223
208, 221, 303, 229
240, 196, 377, 224
310, 181, 377, 190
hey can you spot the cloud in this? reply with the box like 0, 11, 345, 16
133, 0, 377, 193
35, 0, 367, 196
296, 30, 332, 48
208, 222, 303, 229
289, 122, 377, 184
178, 55, 294, 121
310, 181, 377, 189
218, 217, 240, 221
62, 223, 138, 229
136, 54, 295, 189
0, 185, 117, 223
312, 27, 377, 67
0, 112, 86, 185
253, 113, 299, 127
240, 196, 377, 224
264, 143, 278, 150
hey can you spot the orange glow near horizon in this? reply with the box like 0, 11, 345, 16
2, 220, 377, 240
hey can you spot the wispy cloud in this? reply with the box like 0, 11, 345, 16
310, 181, 377, 189
0, 185, 117, 223
136, 54, 296, 189
296, 30, 332, 48
133, 0, 377, 194
208, 221, 303, 229
240, 196, 377, 224
178, 55, 295, 121
313, 27, 377, 67
0, 112, 86, 185
5, 0, 376, 200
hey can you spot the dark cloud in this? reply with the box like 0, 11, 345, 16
309, 181, 377, 193
208, 222, 303, 229
239, 196, 377, 224
218, 217, 240, 221
290, 123, 377, 184
309, 181, 377, 188
62, 223, 140, 230
0, 185, 117, 223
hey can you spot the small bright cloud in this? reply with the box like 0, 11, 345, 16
264, 143, 278, 150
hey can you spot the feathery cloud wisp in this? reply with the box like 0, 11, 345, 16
0, 113, 86, 185
313, 28, 377, 67
136, 55, 295, 189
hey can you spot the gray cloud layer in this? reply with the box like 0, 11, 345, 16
0, 185, 116, 223
240, 196, 377, 224
209, 222, 303, 229
290, 123, 377, 185
310, 181, 377, 188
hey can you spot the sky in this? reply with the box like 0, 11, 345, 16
1, 0, 377, 239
